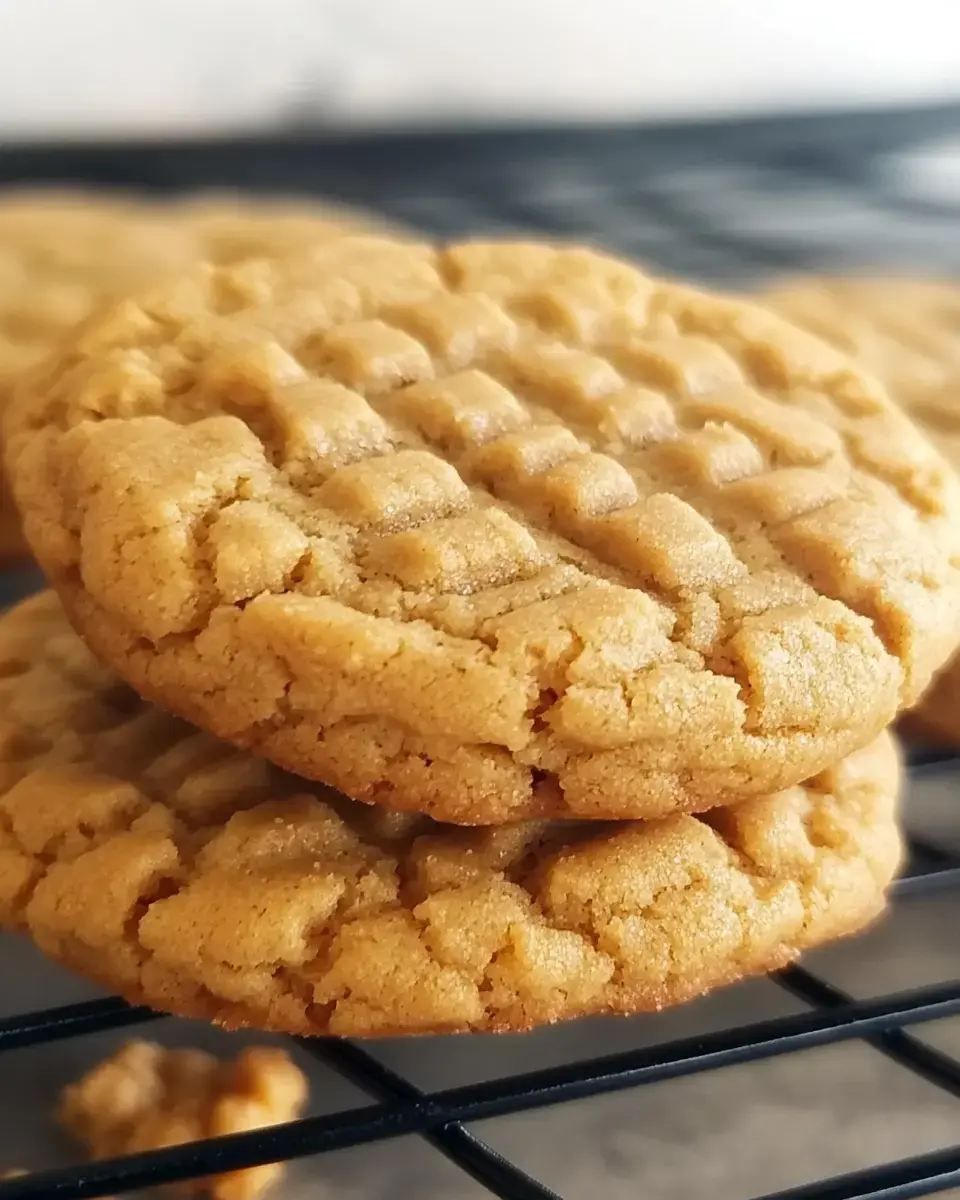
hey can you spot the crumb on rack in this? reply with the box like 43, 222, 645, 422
58, 1040, 308, 1200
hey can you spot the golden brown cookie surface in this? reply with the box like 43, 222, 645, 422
0, 189, 202, 374
761, 277, 960, 465
0, 188, 389, 563
0, 190, 203, 561
172, 189, 400, 263
6, 238, 958, 822
761, 275, 960, 744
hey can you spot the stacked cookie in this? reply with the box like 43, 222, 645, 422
2, 234, 959, 1036
0, 189, 393, 562
0, 191, 197, 561
761, 276, 960, 746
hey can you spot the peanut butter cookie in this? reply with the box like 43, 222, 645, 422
761, 276, 960, 745
0, 593, 903, 1036
0, 189, 388, 564
0, 189, 201, 562
6, 238, 957, 821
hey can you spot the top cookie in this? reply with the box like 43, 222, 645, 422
7, 237, 960, 824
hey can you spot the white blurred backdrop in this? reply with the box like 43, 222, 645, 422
0, 0, 959, 139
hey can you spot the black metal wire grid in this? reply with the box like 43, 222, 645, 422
0, 102, 959, 1199
0, 802, 958, 1200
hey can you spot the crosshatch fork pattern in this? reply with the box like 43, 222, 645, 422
9, 237, 960, 830
2, 104, 960, 1198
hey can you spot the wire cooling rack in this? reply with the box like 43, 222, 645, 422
1, 102, 960, 1199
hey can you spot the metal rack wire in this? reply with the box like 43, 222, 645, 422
1, 102, 960, 1199
1, 842, 959, 1200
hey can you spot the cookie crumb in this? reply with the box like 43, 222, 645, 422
59, 1040, 308, 1200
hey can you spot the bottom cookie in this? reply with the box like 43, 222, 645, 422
0, 594, 902, 1037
